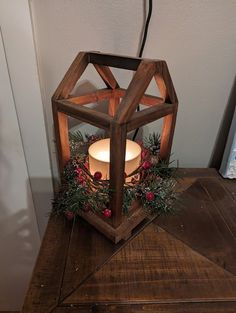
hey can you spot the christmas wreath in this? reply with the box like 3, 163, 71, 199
53, 131, 178, 220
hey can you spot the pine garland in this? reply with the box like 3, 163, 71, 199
53, 131, 178, 220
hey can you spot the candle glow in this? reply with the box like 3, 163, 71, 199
88, 138, 141, 181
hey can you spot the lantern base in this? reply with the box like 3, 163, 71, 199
78, 207, 148, 244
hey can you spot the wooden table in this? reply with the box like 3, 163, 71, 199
22, 169, 236, 313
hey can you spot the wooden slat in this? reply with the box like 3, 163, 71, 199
220, 177, 236, 202
115, 61, 156, 123
155, 61, 178, 104
108, 96, 119, 116
54, 302, 236, 313
52, 102, 70, 173
94, 302, 236, 313
114, 88, 164, 106
68, 89, 113, 105
64, 223, 236, 304
154, 61, 178, 161
199, 178, 236, 242
21, 215, 73, 313
59, 216, 154, 301
109, 123, 127, 227
59, 218, 122, 301
52, 52, 88, 100
159, 104, 178, 161
22, 169, 236, 312
177, 168, 218, 178
53, 308, 89, 313
127, 103, 174, 132
157, 179, 236, 275
0, 311, 19, 313
88, 52, 143, 70
56, 99, 112, 130
93, 64, 119, 89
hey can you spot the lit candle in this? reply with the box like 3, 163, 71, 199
88, 139, 141, 182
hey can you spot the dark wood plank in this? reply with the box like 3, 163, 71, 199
56, 99, 112, 130
21, 215, 73, 313
199, 178, 236, 242
157, 178, 236, 275
53, 308, 89, 313
94, 302, 236, 313
22, 169, 236, 313
63, 223, 236, 304
0, 311, 19, 313
59, 218, 121, 301
54, 302, 236, 313
88, 52, 143, 70
220, 177, 236, 202
115, 61, 156, 123
177, 168, 218, 178
60, 216, 155, 301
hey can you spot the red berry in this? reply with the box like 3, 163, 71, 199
65, 211, 74, 221
75, 167, 82, 175
142, 160, 152, 170
77, 175, 84, 184
103, 208, 112, 218
146, 191, 155, 201
94, 171, 102, 180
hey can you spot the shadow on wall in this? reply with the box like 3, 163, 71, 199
0, 182, 40, 311
210, 76, 236, 169
68, 79, 144, 140
30, 176, 54, 238
69, 80, 108, 131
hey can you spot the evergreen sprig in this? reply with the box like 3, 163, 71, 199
53, 131, 178, 219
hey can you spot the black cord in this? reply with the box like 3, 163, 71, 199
132, 0, 153, 141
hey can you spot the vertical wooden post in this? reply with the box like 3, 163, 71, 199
155, 61, 178, 162
109, 122, 127, 228
52, 102, 70, 174
159, 105, 178, 161
108, 97, 120, 116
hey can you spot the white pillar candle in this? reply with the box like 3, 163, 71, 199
88, 138, 141, 182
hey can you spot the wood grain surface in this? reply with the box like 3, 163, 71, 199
64, 223, 236, 304
21, 169, 236, 313
21, 216, 73, 313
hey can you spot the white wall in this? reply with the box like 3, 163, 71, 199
0, 30, 40, 311
0, 0, 54, 237
0, 0, 54, 309
30, 0, 236, 171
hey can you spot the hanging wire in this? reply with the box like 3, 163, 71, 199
132, 0, 153, 141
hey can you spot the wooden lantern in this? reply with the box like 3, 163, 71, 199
52, 51, 178, 243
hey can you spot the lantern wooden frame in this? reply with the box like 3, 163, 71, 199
52, 51, 178, 243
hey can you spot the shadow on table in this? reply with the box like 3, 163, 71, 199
210, 76, 236, 169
